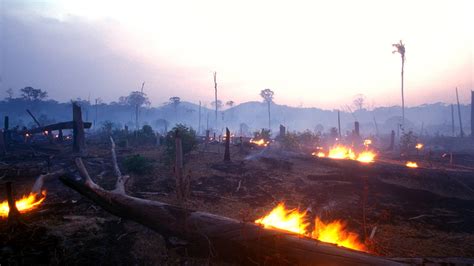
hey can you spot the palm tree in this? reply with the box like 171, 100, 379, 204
392, 40, 406, 129
260, 89, 274, 130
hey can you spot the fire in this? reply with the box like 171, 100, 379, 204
311, 151, 326, 158
312, 218, 366, 251
313, 145, 376, 163
328, 145, 357, 160
363, 139, 372, 146
415, 143, 423, 150
250, 138, 269, 147
356, 151, 376, 163
255, 203, 366, 252
255, 203, 308, 234
0, 191, 46, 218
406, 161, 418, 168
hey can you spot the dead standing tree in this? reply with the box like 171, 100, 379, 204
174, 130, 189, 203
456, 87, 464, 137
213, 72, 218, 129
224, 127, 230, 162
73, 102, 86, 153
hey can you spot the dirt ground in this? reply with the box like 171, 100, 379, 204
1, 141, 474, 265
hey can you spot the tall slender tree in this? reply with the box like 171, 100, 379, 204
260, 89, 274, 130
392, 40, 406, 129
213, 72, 218, 129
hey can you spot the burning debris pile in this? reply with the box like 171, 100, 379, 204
255, 203, 366, 252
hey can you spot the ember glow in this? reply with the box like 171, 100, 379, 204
255, 203, 366, 252
363, 139, 372, 146
313, 145, 376, 163
406, 161, 418, 168
415, 143, 424, 150
0, 191, 47, 218
250, 138, 269, 147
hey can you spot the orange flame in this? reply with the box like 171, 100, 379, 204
415, 143, 423, 150
0, 191, 46, 218
255, 203, 309, 234
311, 151, 326, 158
356, 151, 376, 163
313, 145, 376, 163
250, 138, 269, 147
406, 161, 418, 168
255, 203, 366, 252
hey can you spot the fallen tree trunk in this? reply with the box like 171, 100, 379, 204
57, 144, 404, 265
21, 121, 92, 135
60, 171, 403, 265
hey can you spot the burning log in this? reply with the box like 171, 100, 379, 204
57, 145, 404, 265
224, 127, 230, 161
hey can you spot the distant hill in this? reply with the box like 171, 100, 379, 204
0, 99, 471, 137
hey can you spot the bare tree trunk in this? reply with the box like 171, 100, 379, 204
456, 87, 464, 137
401, 59, 405, 130
214, 72, 218, 129
224, 127, 230, 162
5, 182, 21, 224
389, 130, 395, 151
73, 102, 86, 153
26, 109, 41, 128
175, 130, 187, 202
338, 110, 341, 138
354, 122, 360, 137
135, 104, 139, 130
267, 101, 271, 130
279, 125, 286, 137
198, 101, 201, 135
451, 104, 455, 137
471, 91, 474, 138
0, 131, 5, 155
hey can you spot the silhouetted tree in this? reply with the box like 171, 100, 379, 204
5, 88, 13, 100
169, 96, 181, 122
126, 91, 150, 130
260, 89, 274, 130
353, 94, 366, 111
20, 87, 48, 101
393, 40, 406, 129
226, 100, 234, 108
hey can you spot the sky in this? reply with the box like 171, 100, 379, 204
1, 0, 473, 109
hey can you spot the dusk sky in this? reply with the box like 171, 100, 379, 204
1, 0, 472, 109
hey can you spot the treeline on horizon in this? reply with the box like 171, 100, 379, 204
1, 86, 472, 137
